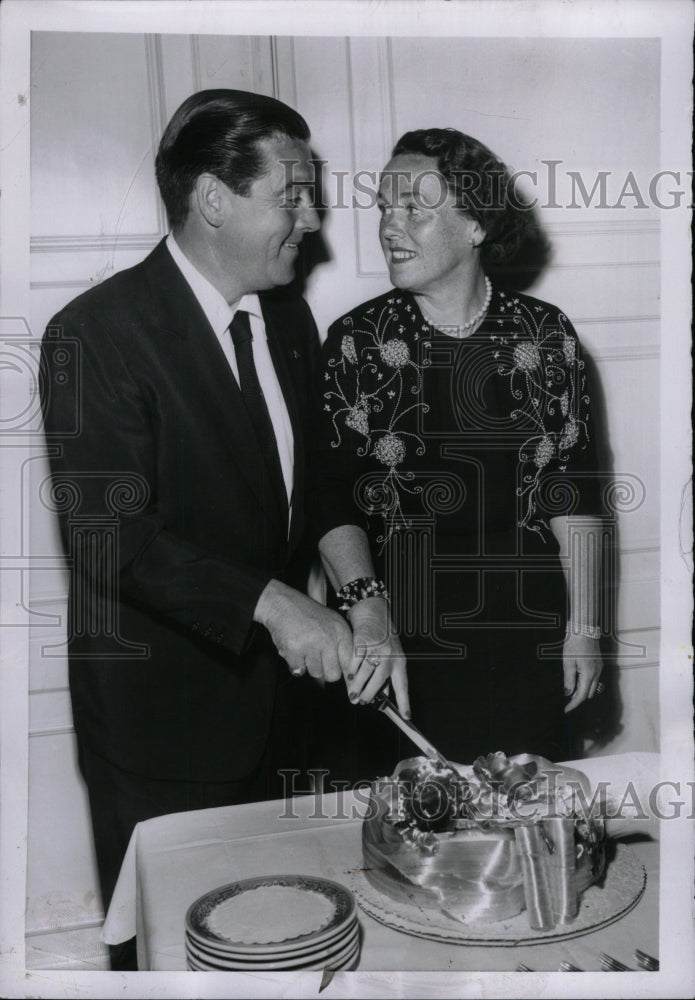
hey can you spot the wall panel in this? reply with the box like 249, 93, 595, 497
29, 615, 69, 692
29, 688, 73, 734
27, 733, 101, 932
386, 36, 660, 223
586, 662, 659, 756
30, 33, 166, 243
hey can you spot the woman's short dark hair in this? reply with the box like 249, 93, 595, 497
155, 89, 311, 230
391, 128, 534, 267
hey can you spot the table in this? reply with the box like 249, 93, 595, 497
102, 753, 659, 972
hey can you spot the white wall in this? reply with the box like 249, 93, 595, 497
25, 31, 661, 967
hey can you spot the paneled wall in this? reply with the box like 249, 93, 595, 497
26, 32, 660, 967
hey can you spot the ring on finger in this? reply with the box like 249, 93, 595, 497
367, 655, 381, 668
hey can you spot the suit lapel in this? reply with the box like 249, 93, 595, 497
142, 241, 285, 535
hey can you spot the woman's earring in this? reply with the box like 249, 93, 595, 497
469, 237, 477, 247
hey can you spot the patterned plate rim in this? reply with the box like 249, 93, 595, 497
185, 916, 358, 963
185, 930, 360, 971
185, 922, 359, 966
187, 945, 360, 973
185, 874, 356, 952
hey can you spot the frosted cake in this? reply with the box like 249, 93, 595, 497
362, 752, 606, 929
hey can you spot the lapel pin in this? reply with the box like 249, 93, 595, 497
292, 349, 301, 360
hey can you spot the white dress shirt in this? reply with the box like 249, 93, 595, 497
166, 234, 295, 521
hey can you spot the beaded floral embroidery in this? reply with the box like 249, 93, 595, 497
323, 296, 431, 545
491, 290, 591, 536
323, 289, 591, 545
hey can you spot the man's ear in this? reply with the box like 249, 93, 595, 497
194, 173, 227, 228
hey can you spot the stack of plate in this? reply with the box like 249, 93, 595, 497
185, 874, 360, 971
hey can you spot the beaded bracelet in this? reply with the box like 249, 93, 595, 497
566, 621, 601, 640
336, 577, 389, 612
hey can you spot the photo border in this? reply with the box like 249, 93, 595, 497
1, 2, 692, 998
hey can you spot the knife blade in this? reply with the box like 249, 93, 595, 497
374, 687, 490, 828
374, 687, 461, 779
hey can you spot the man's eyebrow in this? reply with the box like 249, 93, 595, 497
379, 177, 415, 191
377, 185, 414, 200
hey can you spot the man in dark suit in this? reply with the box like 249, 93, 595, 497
40, 89, 354, 969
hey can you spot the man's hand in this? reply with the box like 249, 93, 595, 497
345, 597, 410, 718
563, 634, 603, 712
254, 579, 353, 682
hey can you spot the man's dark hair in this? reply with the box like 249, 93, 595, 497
391, 128, 534, 267
155, 89, 311, 230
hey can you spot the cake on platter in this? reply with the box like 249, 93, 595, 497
362, 752, 606, 930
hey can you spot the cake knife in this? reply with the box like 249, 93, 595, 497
374, 687, 461, 778
374, 687, 490, 827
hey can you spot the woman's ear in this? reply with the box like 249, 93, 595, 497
194, 173, 226, 228
469, 219, 487, 248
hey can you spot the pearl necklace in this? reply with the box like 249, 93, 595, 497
425, 276, 493, 338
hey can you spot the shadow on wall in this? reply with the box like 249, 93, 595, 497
487, 192, 551, 292
273, 148, 333, 300
504, 206, 626, 754
574, 345, 626, 755
489, 194, 626, 754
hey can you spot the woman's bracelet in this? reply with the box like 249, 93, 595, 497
336, 577, 389, 612
565, 621, 601, 640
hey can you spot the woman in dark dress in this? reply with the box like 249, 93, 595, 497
316, 129, 604, 775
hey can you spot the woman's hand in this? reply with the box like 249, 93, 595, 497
563, 633, 603, 712
345, 597, 410, 718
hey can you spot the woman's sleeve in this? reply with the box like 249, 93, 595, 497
314, 318, 373, 540
535, 316, 605, 520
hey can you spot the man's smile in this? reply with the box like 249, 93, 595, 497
389, 248, 417, 262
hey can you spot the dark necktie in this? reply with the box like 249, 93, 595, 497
229, 310, 287, 524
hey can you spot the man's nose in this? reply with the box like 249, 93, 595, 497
380, 210, 405, 240
297, 203, 320, 233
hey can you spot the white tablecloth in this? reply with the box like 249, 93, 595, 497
102, 752, 660, 972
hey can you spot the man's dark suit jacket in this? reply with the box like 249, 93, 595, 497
40, 239, 320, 782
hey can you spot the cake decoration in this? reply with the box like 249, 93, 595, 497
362, 752, 606, 930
